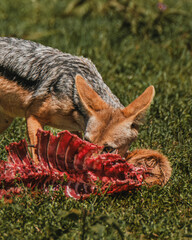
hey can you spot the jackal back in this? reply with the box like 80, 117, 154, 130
0, 37, 122, 117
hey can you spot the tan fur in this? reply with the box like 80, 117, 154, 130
0, 75, 155, 163
76, 75, 155, 156
0, 77, 85, 130
76, 75, 109, 114
26, 96, 83, 131
0, 77, 86, 163
122, 85, 155, 123
126, 149, 172, 186
26, 115, 44, 164
0, 77, 32, 117
0, 77, 32, 133
83, 108, 138, 153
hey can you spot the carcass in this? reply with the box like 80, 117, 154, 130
0, 130, 171, 200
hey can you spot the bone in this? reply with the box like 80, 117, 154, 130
0, 130, 171, 200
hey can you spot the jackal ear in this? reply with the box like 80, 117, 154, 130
122, 86, 155, 124
75, 75, 109, 115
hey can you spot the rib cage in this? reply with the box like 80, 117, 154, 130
0, 130, 145, 200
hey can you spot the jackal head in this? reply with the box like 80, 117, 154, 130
76, 75, 155, 156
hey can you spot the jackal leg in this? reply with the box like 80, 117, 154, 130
0, 111, 13, 133
26, 115, 44, 164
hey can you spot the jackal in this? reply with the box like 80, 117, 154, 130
0, 37, 155, 163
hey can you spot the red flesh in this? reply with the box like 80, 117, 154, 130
0, 130, 145, 200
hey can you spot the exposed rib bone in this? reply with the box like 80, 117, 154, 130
0, 130, 171, 200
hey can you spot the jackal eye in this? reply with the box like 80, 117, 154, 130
103, 145, 115, 153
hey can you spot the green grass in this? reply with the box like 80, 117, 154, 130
0, 0, 192, 239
